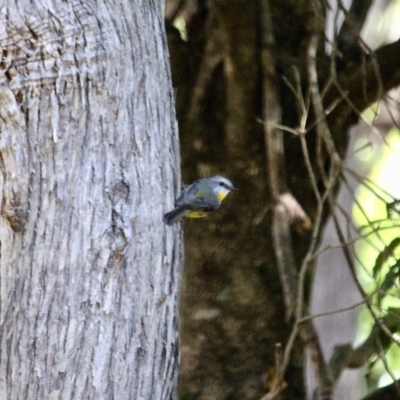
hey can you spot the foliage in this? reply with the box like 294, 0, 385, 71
353, 130, 400, 390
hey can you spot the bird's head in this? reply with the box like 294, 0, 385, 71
210, 175, 237, 201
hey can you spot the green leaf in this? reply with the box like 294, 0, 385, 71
372, 238, 400, 278
387, 199, 400, 219
377, 262, 400, 306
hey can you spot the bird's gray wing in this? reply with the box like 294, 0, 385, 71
183, 183, 220, 211
174, 185, 191, 207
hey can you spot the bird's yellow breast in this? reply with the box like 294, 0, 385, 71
216, 191, 228, 202
186, 210, 209, 218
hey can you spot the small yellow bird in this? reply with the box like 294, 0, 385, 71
164, 175, 237, 225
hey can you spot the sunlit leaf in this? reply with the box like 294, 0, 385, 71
377, 262, 400, 305
372, 238, 400, 278
387, 200, 400, 219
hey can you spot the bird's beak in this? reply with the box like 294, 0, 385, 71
230, 185, 238, 192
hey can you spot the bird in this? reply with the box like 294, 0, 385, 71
164, 175, 237, 225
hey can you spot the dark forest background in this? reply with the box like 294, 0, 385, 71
165, 1, 400, 399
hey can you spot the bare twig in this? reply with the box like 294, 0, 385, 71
338, 0, 372, 36
327, 38, 400, 136
259, 0, 298, 321
345, 167, 395, 203
258, 2, 400, 399
332, 210, 400, 350
298, 298, 368, 323
375, 337, 400, 396
328, 309, 400, 392
336, 0, 372, 65
304, 3, 345, 397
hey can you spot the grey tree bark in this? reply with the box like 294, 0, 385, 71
0, 1, 181, 399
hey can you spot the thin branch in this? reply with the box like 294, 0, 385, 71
305, 2, 356, 398
328, 38, 400, 134
328, 307, 400, 396
338, 0, 372, 35
257, 2, 305, 398
328, 315, 391, 383
259, 0, 298, 320
298, 5, 342, 399
345, 167, 396, 203
375, 337, 400, 396
298, 297, 368, 323
332, 208, 400, 349
336, 0, 372, 65
304, 320, 334, 400
341, 174, 390, 255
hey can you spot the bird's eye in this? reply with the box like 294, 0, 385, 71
219, 182, 224, 186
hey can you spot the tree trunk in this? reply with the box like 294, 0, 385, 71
0, 1, 180, 399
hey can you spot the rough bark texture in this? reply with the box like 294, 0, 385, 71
166, 1, 400, 399
0, 1, 180, 399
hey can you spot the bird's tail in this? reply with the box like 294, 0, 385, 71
163, 207, 188, 225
